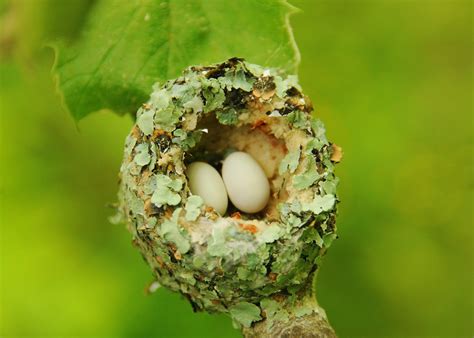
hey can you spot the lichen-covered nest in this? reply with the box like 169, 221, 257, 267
116, 58, 340, 328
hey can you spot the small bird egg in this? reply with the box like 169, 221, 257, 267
221, 151, 270, 213
186, 162, 228, 215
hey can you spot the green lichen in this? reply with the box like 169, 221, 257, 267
292, 159, 320, 190
230, 302, 262, 328
278, 148, 301, 175
159, 208, 190, 254
133, 143, 150, 166
183, 96, 204, 113
151, 175, 183, 207
184, 195, 203, 221
320, 179, 338, 195
172, 129, 203, 151
260, 298, 290, 329
287, 110, 309, 129
216, 108, 239, 125
258, 224, 283, 244
301, 194, 336, 215
136, 109, 155, 135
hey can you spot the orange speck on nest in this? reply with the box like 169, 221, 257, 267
164, 208, 173, 218
268, 272, 277, 281
205, 206, 219, 220
173, 250, 182, 261
239, 223, 258, 234
151, 129, 170, 140
131, 125, 142, 139
251, 119, 267, 130
142, 103, 152, 110
252, 86, 275, 101
247, 98, 272, 113
330, 144, 343, 162
144, 199, 153, 216
272, 293, 286, 302
231, 211, 242, 219
269, 136, 284, 150
155, 255, 165, 268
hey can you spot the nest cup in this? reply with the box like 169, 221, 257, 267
117, 58, 339, 324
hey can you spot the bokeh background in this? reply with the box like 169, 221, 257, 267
0, 0, 472, 337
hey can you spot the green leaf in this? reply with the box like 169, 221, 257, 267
52, 0, 300, 121
229, 302, 262, 328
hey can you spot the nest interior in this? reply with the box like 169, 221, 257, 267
185, 113, 288, 221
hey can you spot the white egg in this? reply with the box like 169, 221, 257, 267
221, 151, 270, 213
186, 162, 228, 215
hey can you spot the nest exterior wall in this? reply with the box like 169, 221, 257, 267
116, 58, 339, 329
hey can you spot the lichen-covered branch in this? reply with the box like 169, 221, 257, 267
243, 305, 336, 338
241, 284, 336, 338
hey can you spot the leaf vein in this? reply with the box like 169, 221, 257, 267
76, 5, 141, 110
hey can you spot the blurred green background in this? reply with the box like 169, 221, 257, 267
0, 0, 472, 337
